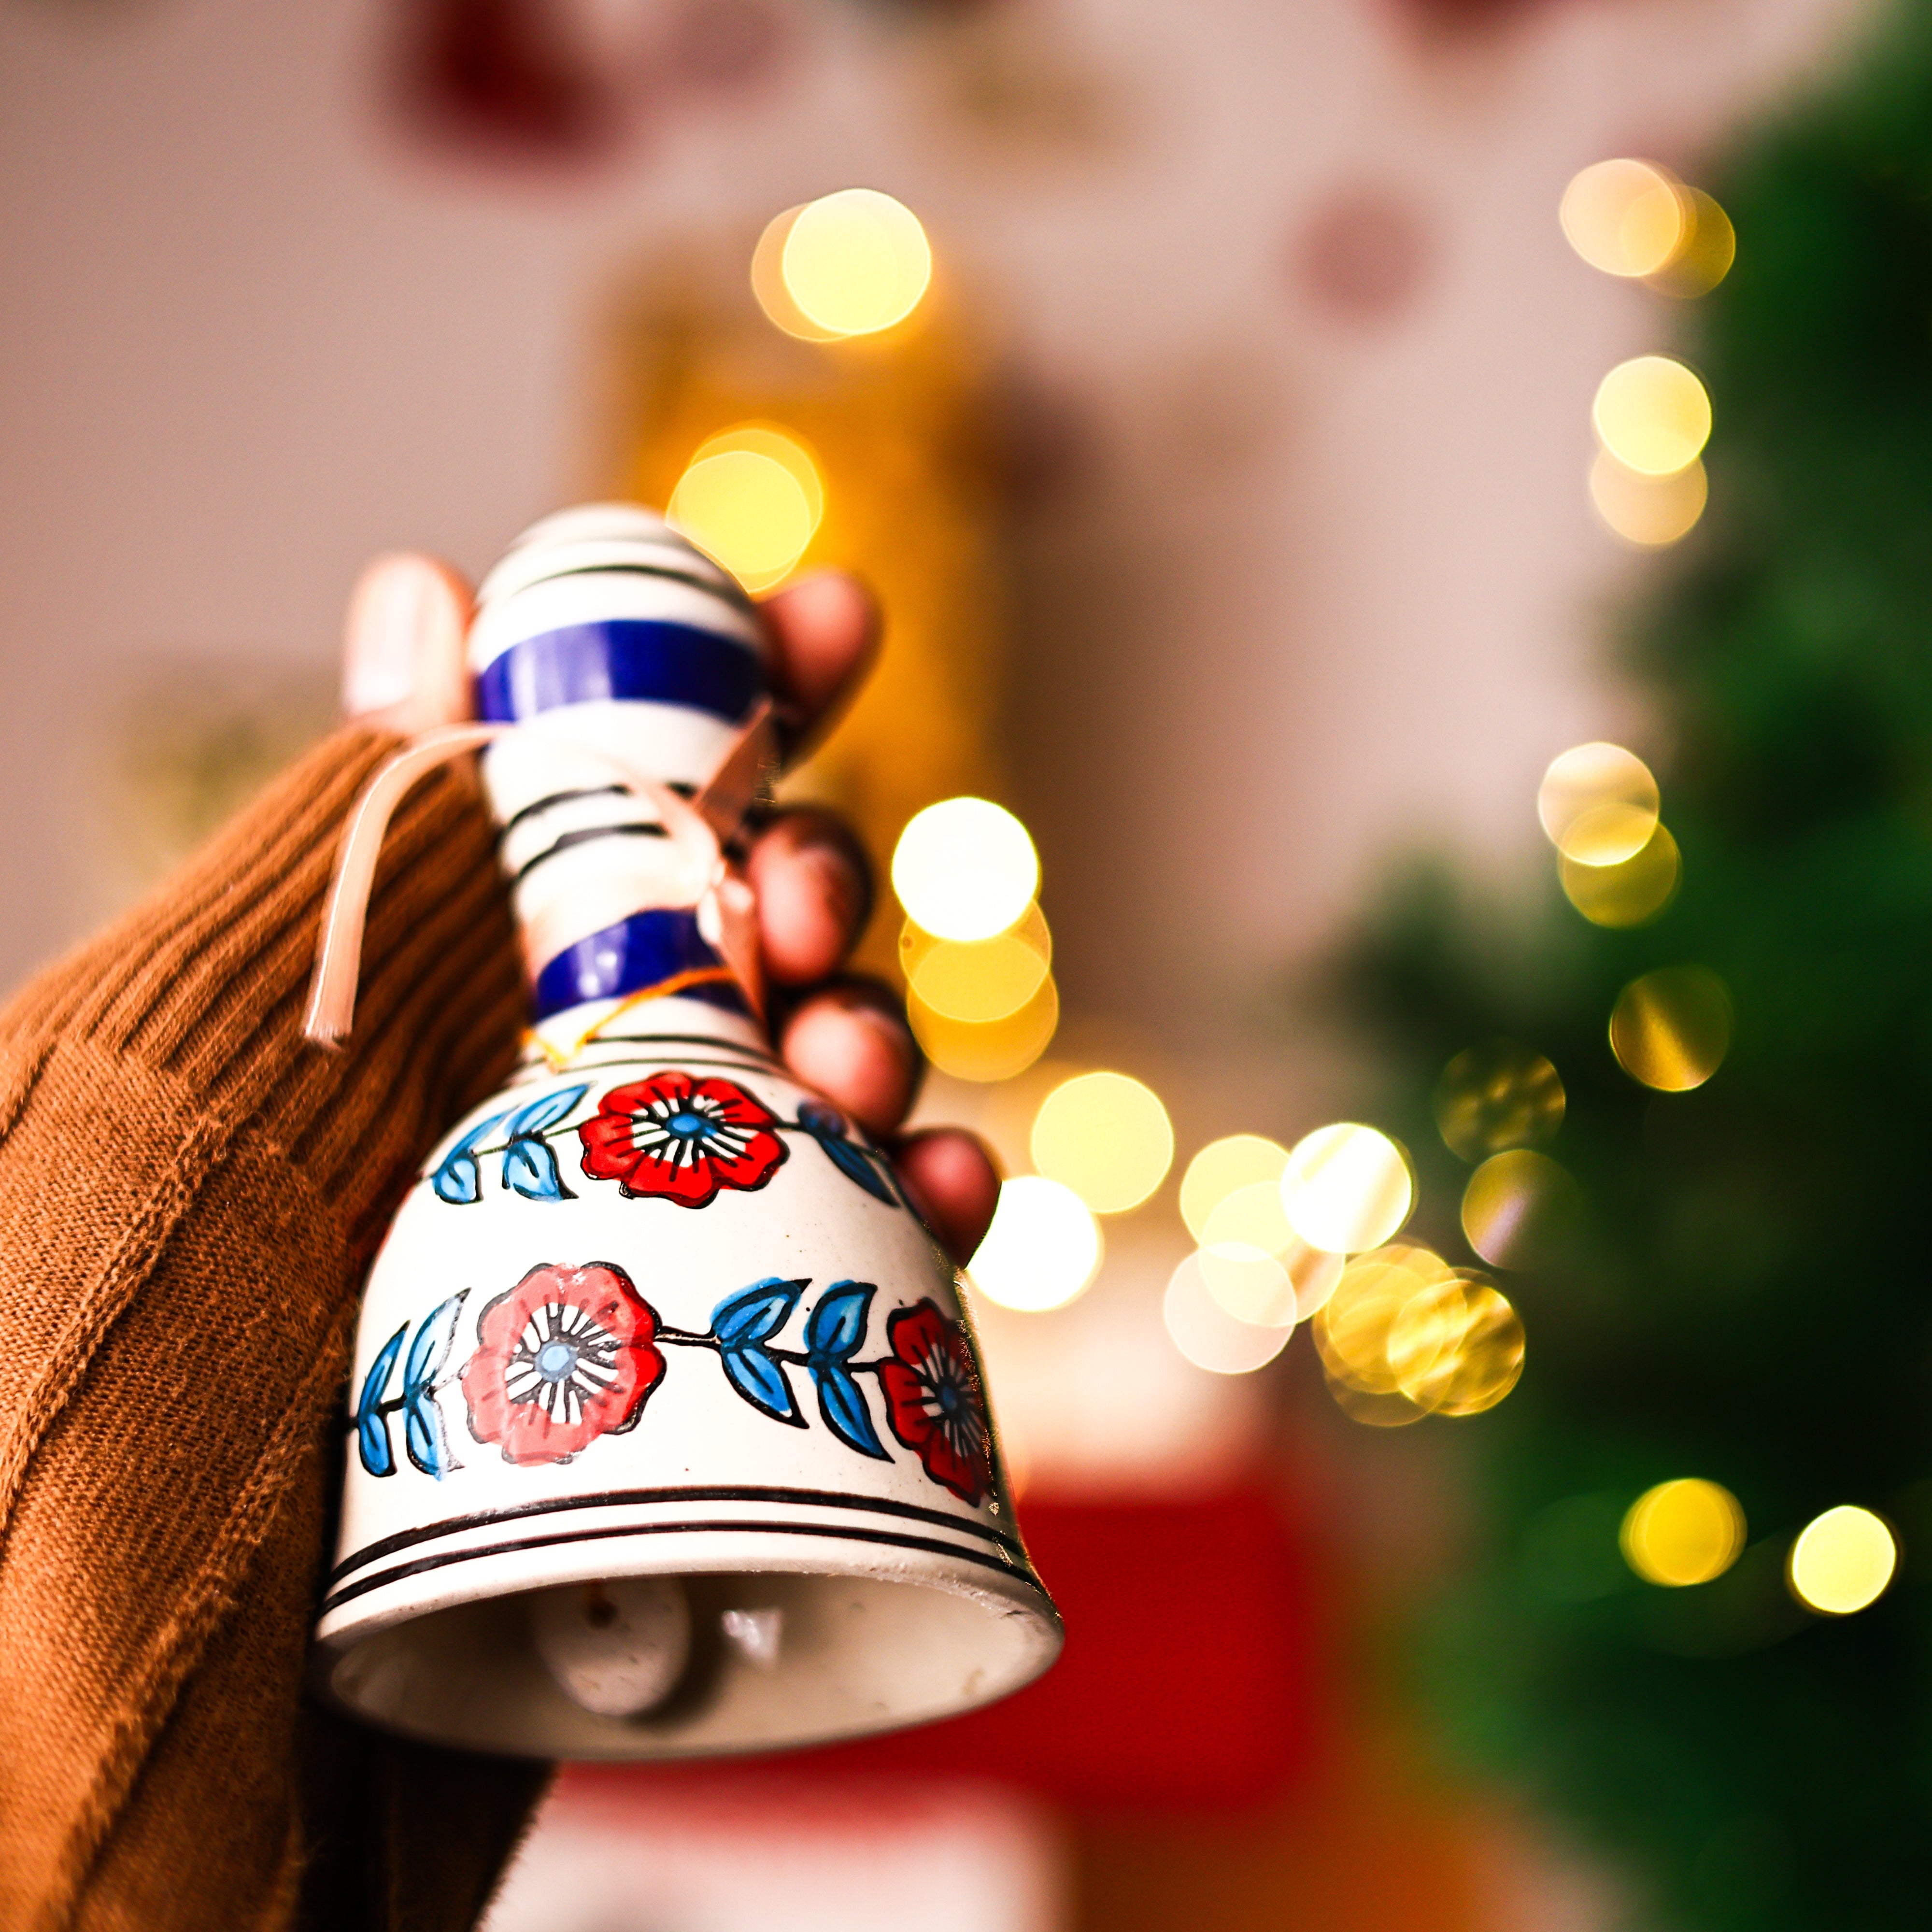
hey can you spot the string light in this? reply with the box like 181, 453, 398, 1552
1592, 356, 1712, 478
967, 1175, 1101, 1312
1620, 1478, 1747, 1586
900, 905, 1051, 1023
1179, 1135, 1290, 1242
1590, 450, 1708, 548
907, 973, 1058, 1083
1560, 159, 1690, 277
1538, 743, 1661, 867
753, 190, 933, 341
1788, 1506, 1897, 1615
1162, 1252, 1294, 1375
892, 798, 1039, 942
1029, 1070, 1174, 1215
1562, 824, 1681, 927
666, 426, 824, 592
1609, 965, 1733, 1091
1433, 1042, 1565, 1162
1280, 1123, 1413, 1254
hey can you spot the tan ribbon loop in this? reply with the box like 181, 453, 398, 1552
304, 708, 773, 1050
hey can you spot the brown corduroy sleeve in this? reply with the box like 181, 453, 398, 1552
0, 726, 551, 1932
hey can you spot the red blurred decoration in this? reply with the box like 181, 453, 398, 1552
1295, 186, 1433, 325
570, 1484, 1324, 1818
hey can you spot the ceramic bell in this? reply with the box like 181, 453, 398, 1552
307, 505, 1061, 1758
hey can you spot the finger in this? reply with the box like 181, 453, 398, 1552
747, 808, 875, 986
342, 553, 475, 734
778, 980, 920, 1138
892, 1129, 1002, 1267
756, 570, 881, 764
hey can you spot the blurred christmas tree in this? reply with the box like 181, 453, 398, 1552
1336, 8, 1932, 1928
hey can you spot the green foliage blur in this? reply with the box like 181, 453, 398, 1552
1337, 8, 1932, 1926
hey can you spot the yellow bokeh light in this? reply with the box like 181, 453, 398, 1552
1203, 1179, 1296, 1255
1648, 190, 1736, 299
1179, 1134, 1290, 1242
1562, 824, 1681, 927
1538, 742, 1661, 867
901, 905, 1051, 1023
1592, 355, 1712, 478
1621, 1478, 1747, 1587
1163, 1252, 1294, 1375
1609, 965, 1733, 1092
1560, 159, 1690, 278
967, 1175, 1101, 1312
1313, 1243, 1452, 1396
1433, 1041, 1565, 1162
892, 797, 1039, 942
1280, 1122, 1413, 1254
763, 188, 932, 340
1590, 449, 1708, 548
907, 972, 1058, 1083
1029, 1070, 1174, 1215
1386, 1272, 1525, 1417
1788, 1505, 1897, 1616
666, 426, 825, 593
1461, 1149, 1581, 1271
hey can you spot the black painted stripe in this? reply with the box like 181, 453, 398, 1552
509, 821, 671, 886
320, 1516, 1027, 1618
328, 1482, 1023, 1589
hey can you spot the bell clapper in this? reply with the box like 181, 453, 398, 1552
531, 1575, 692, 1718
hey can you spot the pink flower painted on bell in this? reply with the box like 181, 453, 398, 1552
462, 1262, 664, 1466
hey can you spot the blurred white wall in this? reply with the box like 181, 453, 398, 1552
0, 0, 1866, 1031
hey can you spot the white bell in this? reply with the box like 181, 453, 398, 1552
310, 505, 1061, 1757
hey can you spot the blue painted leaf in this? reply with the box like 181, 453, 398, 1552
815, 1132, 898, 1204
354, 1323, 407, 1478
404, 1386, 458, 1478
358, 1409, 396, 1480
721, 1343, 801, 1424
710, 1277, 807, 1347
428, 1109, 508, 1205
403, 1292, 467, 1399
804, 1280, 875, 1361
431, 1151, 482, 1205
812, 1360, 888, 1459
505, 1083, 588, 1140
503, 1136, 572, 1201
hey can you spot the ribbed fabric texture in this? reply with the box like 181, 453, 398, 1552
0, 726, 550, 1932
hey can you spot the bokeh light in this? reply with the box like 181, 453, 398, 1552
753, 189, 933, 341
1162, 1252, 1294, 1375
1203, 1179, 1297, 1255
1313, 1243, 1452, 1396
1029, 1070, 1174, 1215
1610, 965, 1733, 1091
1280, 1122, 1413, 1254
1592, 355, 1712, 477
1788, 1505, 1897, 1615
1461, 1149, 1582, 1271
1620, 1478, 1747, 1587
1196, 1180, 1343, 1325
1647, 189, 1737, 298
1590, 449, 1708, 547
1560, 159, 1690, 277
907, 972, 1058, 1083
666, 426, 825, 592
1434, 1041, 1565, 1162
1562, 823, 1682, 927
901, 904, 1051, 1022
1196, 1243, 1297, 1327
967, 1175, 1101, 1312
1385, 1272, 1525, 1416
892, 797, 1040, 942
1179, 1134, 1290, 1241
1537, 742, 1661, 866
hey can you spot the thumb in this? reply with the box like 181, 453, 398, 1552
341, 552, 475, 734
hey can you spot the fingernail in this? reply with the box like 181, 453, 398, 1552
342, 557, 428, 716
798, 835, 869, 940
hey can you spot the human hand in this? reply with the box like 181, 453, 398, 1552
339, 551, 1001, 1265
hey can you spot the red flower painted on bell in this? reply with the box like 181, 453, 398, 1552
578, 1072, 787, 1208
878, 1300, 993, 1506
462, 1262, 664, 1466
